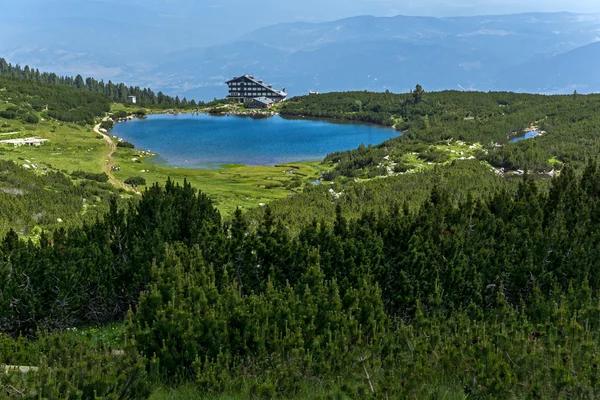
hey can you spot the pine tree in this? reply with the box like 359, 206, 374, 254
413, 84, 425, 104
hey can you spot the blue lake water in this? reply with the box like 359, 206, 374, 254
111, 114, 398, 168
510, 131, 540, 143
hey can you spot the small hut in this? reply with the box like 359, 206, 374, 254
249, 97, 274, 109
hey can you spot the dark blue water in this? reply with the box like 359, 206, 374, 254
111, 114, 398, 168
510, 131, 540, 143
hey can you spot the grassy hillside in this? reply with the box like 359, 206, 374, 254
0, 75, 112, 174
0, 160, 119, 238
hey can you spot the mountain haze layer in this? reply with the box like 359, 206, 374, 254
158, 12, 600, 100
497, 41, 600, 93
3, 12, 600, 99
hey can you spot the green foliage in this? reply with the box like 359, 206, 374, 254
249, 160, 509, 231
0, 160, 117, 237
3, 163, 600, 396
112, 110, 128, 120
0, 75, 109, 125
0, 329, 152, 398
282, 90, 600, 177
0, 110, 16, 119
70, 170, 109, 183
412, 83, 425, 104
100, 120, 115, 131
5, 78, 600, 396
281, 92, 398, 126
21, 112, 40, 124
124, 176, 146, 186
0, 179, 220, 336
0, 104, 41, 125
117, 140, 135, 149
131, 245, 387, 388
0, 57, 199, 107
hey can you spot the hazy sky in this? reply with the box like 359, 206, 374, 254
2, 0, 600, 69
2, 0, 597, 43
5, 0, 600, 24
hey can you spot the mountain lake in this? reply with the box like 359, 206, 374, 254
111, 114, 399, 168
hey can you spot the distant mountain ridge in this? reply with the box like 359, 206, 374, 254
152, 12, 600, 100
241, 12, 588, 52
3, 12, 600, 100
496, 41, 600, 93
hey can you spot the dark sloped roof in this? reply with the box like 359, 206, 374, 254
226, 74, 287, 97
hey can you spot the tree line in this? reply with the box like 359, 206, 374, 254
0, 57, 200, 107
0, 75, 110, 124
282, 89, 600, 176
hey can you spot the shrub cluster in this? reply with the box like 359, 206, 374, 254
100, 120, 114, 131
70, 170, 109, 183
3, 164, 600, 396
124, 176, 146, 186
283, 90, 600, 177
117, 141, 135, 149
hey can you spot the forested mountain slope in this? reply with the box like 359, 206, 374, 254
281, 89, 600, 177
4, 164, 600, 397
0, 75, 109, 125
0, 58, 197, 107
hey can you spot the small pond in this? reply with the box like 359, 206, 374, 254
510, 131, 540, 143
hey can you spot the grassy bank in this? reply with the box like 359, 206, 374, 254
0, 110, 329, 217
112, 143, 328, 215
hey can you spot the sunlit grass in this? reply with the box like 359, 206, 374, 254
112, 143, 329, 216
0, 111, 332, 217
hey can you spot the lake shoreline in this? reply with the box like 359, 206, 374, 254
110, 102, 401, 136
108, 113, 398, 170
107, 114, 326, 171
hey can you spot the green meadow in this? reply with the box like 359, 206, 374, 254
112, 143, 328, 216
0, 111, 329, 217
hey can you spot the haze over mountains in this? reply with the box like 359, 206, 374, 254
3, 9, 600, 100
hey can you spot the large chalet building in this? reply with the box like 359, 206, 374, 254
226, 75, 287, 106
